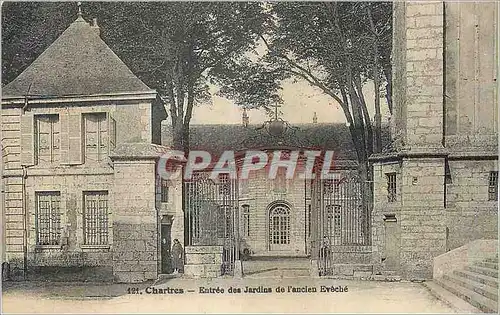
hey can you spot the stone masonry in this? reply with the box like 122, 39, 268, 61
371, 1, 498, 280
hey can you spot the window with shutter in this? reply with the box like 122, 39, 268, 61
108, 115, 116, 150
20, 112, 35, 166
35, 114, 60, 165
83, 113, 108, 162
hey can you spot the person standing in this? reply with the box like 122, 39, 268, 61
171, 239, 184, 274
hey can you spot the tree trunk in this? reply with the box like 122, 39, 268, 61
352, 74, 374, 157
373, 57, 382, 154
383, 66, 393, 115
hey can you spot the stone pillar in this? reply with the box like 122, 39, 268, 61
112, 159, 158, 283
404, 1, 444, 150
184, 246, 223, 278
400, 158, 446, 280
399, 1, 447, 280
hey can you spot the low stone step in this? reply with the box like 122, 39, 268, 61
444, 273, 498, 301
454, 270, 498, 289
485, 257, 498, 264
423, 281, 481, 313
244, 268, 310, 279
476, 261, 499, 270
436, 277, 498, 313
466, 265, 499, 279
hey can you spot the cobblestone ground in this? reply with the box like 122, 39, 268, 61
2, 277, 457, 313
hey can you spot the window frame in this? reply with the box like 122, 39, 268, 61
242, 204, 250, 237
488, 171, 498, 201
218, 173, 231, 196
34, 114, 60, 165
160, 179, 169, 203
83, 190, 109, 246
35, 191, 61, 246
83, 112, 109, 163
386, 172, 397, 203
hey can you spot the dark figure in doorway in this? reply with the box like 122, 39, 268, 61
171, 239, 184, 274
319, 236, 331, 276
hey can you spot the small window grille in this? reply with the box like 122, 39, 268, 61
83, 191, 109, 245
218, 173, 230, 195
36, 192, 61, 245
488, 171, 498, 201
160, 179, 169, 203
242, 205, 250, 237
386, 173, 397, 203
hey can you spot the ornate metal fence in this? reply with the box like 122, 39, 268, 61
311, 170, 371, 276
184, 172, 239, 275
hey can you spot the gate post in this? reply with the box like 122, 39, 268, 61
309, 178, 320, 276
233, 199, 242, 278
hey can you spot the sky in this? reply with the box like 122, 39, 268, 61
190, 78, 391, 126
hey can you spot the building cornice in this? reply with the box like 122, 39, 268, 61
370, 147, 498, 162
1, 90, 157, 107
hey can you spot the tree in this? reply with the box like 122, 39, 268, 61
261, 2, 392, 183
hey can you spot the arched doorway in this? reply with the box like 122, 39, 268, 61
268, 203, 291, 251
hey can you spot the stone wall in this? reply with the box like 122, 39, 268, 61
239, 167, 307, 256
399, 158, 446, 280
1, 106, 24, 278
114, 101, 152, 144
445, 160, 498, 250
25, 171, 114, 278
112, 159, 158, 283
371, 161, 402, 274
444, 2, 498, 143
404, 1, 444, 149
184, 246, 223, 278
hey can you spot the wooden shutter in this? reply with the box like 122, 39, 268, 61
68, 113, 82, 164
60, 112, 70, 164
20, 112, 35, 166
107, 112, 116, 153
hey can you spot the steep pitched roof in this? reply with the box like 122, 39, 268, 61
163, 123, 390, 161
2, 15, 153, 98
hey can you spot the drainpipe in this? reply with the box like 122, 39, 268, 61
22, 166, 28, 279
21, 89, 32, 279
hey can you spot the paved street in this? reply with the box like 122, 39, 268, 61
2, 277, 458, 313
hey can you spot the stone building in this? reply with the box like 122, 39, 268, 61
0, 12, 180, 282
370, 1, 498, 280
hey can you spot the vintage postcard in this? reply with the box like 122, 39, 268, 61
1, 1, 498, 314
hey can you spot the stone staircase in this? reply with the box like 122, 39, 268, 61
242, 256, 310, 278
426, 255, 498, 313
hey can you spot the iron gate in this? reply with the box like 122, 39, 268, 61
184, 172, 239, 275
311, 170, 371, 276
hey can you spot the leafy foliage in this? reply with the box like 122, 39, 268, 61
263, 2, 393, 172
2, 2, 392, 161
